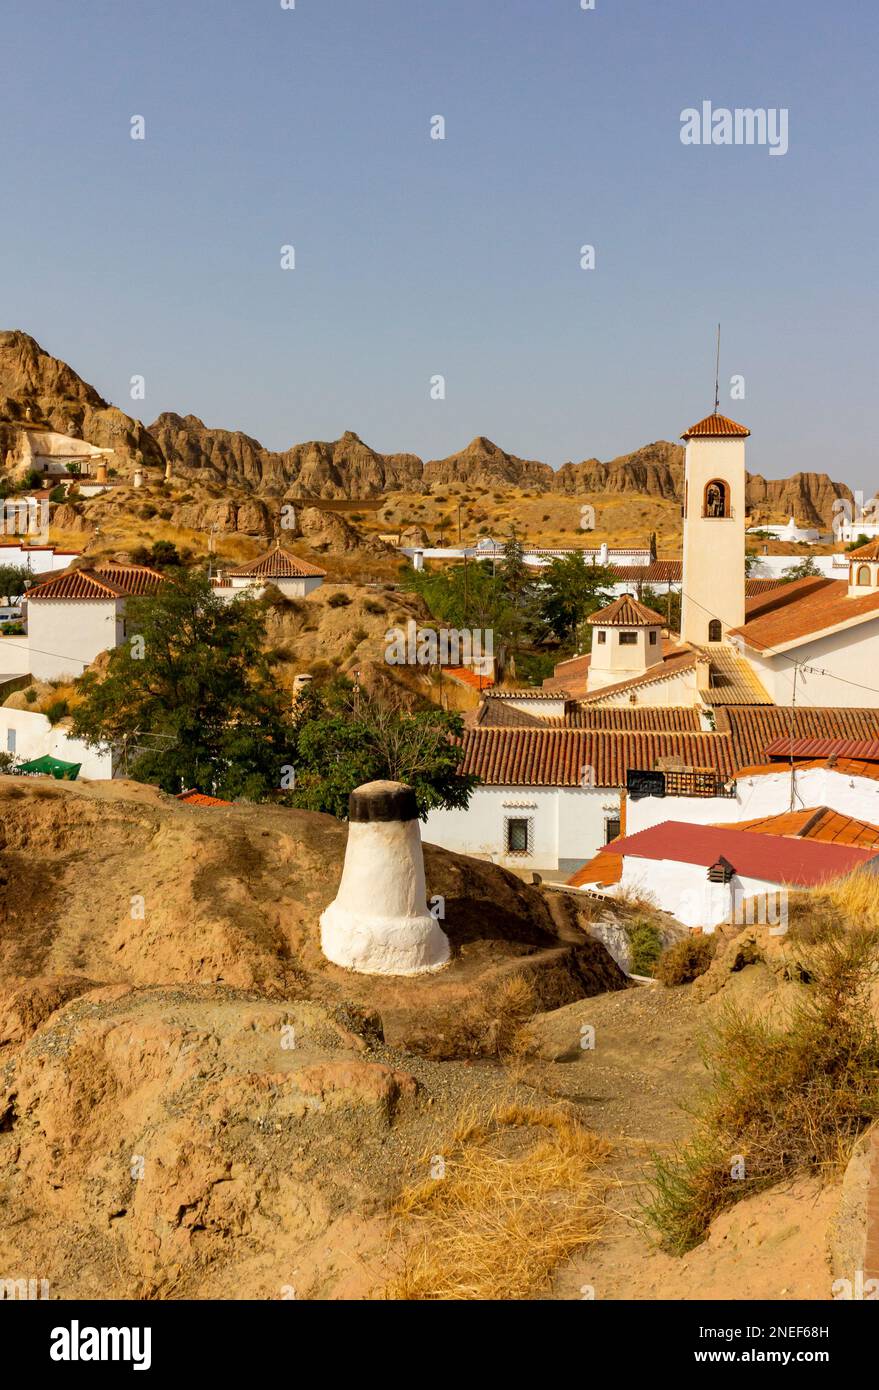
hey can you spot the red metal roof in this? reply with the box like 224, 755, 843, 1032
763, 736, 879, 762
609, 821, 877, 887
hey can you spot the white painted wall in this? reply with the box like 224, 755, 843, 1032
0, 633, 30, 677
424, 783, 620, 874
734, 619, 879, 708
625, 766, 879, 836
0, 707, 112, 778
27, 598, 124, 681
490, 696, 568, 719
613, 855, 788, 930
214, 575, 323, 603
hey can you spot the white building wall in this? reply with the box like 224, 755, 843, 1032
27, 598, 124, 681
423, 783, 619, 875
0, 544, 80, 576
615, 856, 787, 930
735, 620, 879, 708
625, 767, 879, 836
0, 633, 30, 676
0, 707, 112, 778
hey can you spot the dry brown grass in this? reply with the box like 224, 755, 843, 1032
412, 973, 538, 1060
385, 1102, 611, 1300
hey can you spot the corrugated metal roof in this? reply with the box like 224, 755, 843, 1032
609, 820, 876, 887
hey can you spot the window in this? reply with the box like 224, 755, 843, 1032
6, 729, 15, 754
708, 618, 722, 641
619, 631, 637, 645
596, 629, 606, 644
856, 565, 871, 586
703, 479, 729, 518
604, 816, 621, 844
505, 817, 530, 854
649, 630, 657, 645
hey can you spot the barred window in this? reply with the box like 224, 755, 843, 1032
505, 817, 531, 854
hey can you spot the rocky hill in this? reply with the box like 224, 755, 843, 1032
0, 330, 163, 476
0, 330, 855, 525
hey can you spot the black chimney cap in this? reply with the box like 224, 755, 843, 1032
348, 780, 418, 823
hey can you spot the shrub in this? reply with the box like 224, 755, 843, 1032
326, 592, 351, 608
644, 926, 879, 1253
140, 504, 157, 520
655, 935, 715, 986
43, 699, 70, 725
24, 686, 37, 703
627, 920, 663, 976
363, 599, 386, 615
49, 486, 67, 503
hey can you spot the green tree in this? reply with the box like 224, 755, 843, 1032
401, 559, 517, 669
782, 556, 821, 580
288, 678, 478, 819
538, 553, 615, 647
71, 570, 298, 799
0, 563, 32, 603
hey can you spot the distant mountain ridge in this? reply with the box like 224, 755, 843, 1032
0, 330, 854, 526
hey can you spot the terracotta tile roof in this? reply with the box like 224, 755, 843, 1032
476, 700, 702, 733
442, 666, 493, 691
27, 564, 165, 601
745, 577, 789, 596
576, 652, 701, 704
763, 736, 879, 762
176, 789, 232, 806
681, 412, 750, 440
847, 538, 879, 560
715, 705, 879, 769
223, 543, 326, 579
689, 645, 773, 705
484, 688, 569, 700
722, 807, 879, 849
567, 850, 623, 888
731, 577, 879, 653
608, 820, 876, 887
607, 560, 682, 585
588, 594, 666, 627
457, 727, 735, 788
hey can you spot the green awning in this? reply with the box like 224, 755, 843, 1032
16, 755, 81, 781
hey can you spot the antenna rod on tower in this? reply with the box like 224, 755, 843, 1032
714, 323, 721, 415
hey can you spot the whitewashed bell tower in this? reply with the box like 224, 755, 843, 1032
679, 412, 749, 645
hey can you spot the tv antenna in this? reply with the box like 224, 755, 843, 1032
713, 323, 721, 415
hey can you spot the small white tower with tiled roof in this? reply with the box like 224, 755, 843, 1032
586, 593, 665, 692
680, 412, 749, 646
847, 537, 879, 596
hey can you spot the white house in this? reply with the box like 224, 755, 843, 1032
213, 542, 326, 600
592, 816, 879, 930
423, 724, 736, 878
0, 562, 164, 681
0, 541, 82, 578
747, 516, 822, 544
0, 706, 112, 778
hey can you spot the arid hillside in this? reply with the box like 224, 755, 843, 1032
0, 777, 874, 1301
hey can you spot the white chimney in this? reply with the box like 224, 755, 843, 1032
412, 549, 424, 571
598, 542, 609, 564
320, 780, 450, 976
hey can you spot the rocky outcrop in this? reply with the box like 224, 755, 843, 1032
746, 471, 852, 529
553, 440, 683, 498
0, 330, 164, 478
423, 436, 553, 490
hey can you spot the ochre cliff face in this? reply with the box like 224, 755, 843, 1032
0, 330, 163, 475
0, 331, 854, 524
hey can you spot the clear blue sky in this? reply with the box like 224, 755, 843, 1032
2, 0, 876, 487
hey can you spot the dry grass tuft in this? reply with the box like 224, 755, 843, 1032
411, 973, 538, 1060
385, 1102, 611, 1300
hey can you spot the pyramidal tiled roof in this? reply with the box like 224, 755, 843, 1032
588, 594, 666, 627
27, 564, 165, 601
681, 412, 750, 440
224, 543, 326, 579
